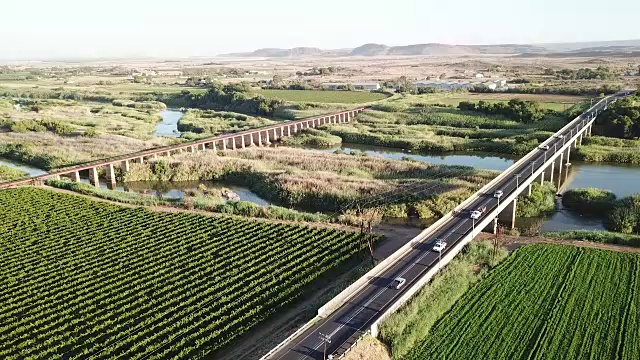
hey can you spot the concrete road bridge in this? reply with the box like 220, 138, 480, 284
262, 91, 633, 360
0, 107, 365, 189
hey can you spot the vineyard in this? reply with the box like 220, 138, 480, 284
0, 188, 366, 359
406, 245, 640, 360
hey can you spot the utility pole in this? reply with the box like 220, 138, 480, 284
492, 225, 503, 264
319, 332, 332, 360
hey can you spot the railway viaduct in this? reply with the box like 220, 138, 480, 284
0, 107, 365, 189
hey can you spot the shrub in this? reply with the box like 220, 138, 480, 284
562, 188, 616, 216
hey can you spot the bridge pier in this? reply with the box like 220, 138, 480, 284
89, 167, 99, 187
199, 143, 206, 151
72, 171, 81, 183
121, 160, 130, 173
105, 164, 116, 188
555, 152, 564, 190
498, 198, 517, 229
257, 132, 263, 146
189, 145, 196, 153
231, 137, 237, 150
265, 130, 271, 145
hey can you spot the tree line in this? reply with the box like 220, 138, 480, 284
458, 99, 547, 123
595, 95, 640, 138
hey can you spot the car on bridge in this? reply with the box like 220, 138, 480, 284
493, 189, 504, 198
539, 144, 550, 150
433, 240, 447, 252
470, 206, 486, 220
392, 277, 406, 289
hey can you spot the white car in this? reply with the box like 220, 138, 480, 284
554, 134, 564, 139
470, 210, 482, 220
433, 240, 447, 252
392, 277, 406, 289
493, 190, 504, 198
539, 144, 550, 150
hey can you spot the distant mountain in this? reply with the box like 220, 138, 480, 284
222, 47, 347, 58
219, 39, 640, 58
350, 43, 547, 56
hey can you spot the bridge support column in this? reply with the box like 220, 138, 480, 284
241, 135, 246, 149
72, 171, 81, 183
89, 167, 99, 187
549, 161, 555, 183
346, 112, 351, 122
565, 147, 571, 165
555, 152, 564, 190
578, 133, 583, 146
528, 184, 532, 196
539, 169, 545, 185
212, 142, 217, 152
265, 130, 271, 145
286, 126, 292, 137
249, 133, 255, 146
255, 132, 261, 146
231, 137, 237, 150
199, 143, 206, 151
121, 160, 130, 173
222, 140, 227, 151
498, 198, 517, 229
189, 145, 196, 153
104, 164, 116, 187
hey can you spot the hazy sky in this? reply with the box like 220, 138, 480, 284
2, 0, 638, 59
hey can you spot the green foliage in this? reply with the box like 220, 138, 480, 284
280, 128, 342, 147
605, 194, 640, 234
0, 187, 366, 359
595, 96, 640, 139
176, 109, 274, 136
0, 164, 29, 182
254, 89, 387, 104
562, 188, 617, 216
83, 127, 98, 137
516, 181, 556, 217
380, 240, 508, 358
156, 82, 284, 116
458, 99, 548, 123
406, 245, 640, 360
551, 66, 616, 80
0, 143, 67, 170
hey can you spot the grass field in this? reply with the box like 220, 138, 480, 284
0, 187, 366, 359
254, 89, 388, 103
406, 244, 640, 360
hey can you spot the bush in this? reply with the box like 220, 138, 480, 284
605, 194, 640, 234
517, 182, 556, 217
562, 188, 616, 216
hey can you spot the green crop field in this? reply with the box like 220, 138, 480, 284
0, 188, 365, 359
422, 93, 588, 112
255, 89, 387, 103
406, 244, 640, 360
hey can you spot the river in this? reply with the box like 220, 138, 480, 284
153, 109, 184, 137
2, 141, 639, 233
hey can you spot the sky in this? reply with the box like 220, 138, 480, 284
2, 0, 639, 59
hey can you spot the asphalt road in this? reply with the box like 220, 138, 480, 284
267, 93, 627, 360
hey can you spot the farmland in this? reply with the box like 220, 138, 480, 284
254, 89, 388, 103
406, 244, 640, 360
0, 187, 366, 359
